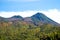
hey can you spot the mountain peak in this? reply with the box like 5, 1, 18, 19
32, 12, 45, 17
8, 15, 23, 21
11, 15, 23, 19
35, 12, 43, 15
31, 12, 45, 20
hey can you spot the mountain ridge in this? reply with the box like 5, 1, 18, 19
0, 12, 60, 26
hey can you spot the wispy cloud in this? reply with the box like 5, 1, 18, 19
0, 9, 60, 23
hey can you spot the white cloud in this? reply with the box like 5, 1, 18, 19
0, 9, 60, 24
0, 10, 37, 18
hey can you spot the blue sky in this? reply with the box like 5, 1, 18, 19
0, 0, 60, 11
0, 0, 60, 23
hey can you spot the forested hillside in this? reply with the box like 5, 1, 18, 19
0, 13, 60, 40
0, 21, 60, 40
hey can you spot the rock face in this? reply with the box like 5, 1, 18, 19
0, 12, 59, 26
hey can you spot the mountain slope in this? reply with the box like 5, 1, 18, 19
31, 13, 59, 25
23, 12, 59, 26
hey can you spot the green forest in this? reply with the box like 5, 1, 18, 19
0, 21, 60, 40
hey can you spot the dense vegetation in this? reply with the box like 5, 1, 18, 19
0, 21, 60, 40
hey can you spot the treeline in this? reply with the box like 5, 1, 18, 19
0, 22, 60, 40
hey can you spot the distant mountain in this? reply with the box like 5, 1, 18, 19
0, 12, 59, 26
30, 13, 59, 26
11, 15, 23, 19
23, 13, 59, 26
0, 16, 7, 21
7, 15, 23, 21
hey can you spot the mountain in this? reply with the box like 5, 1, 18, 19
7, 15, 23, 21
24, 13, 59, 26
0, 12, 59, 26
11, 15, 23, 19
0, 16, 8, 22
0, 16, 4, 20
30, 13, 59, 26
